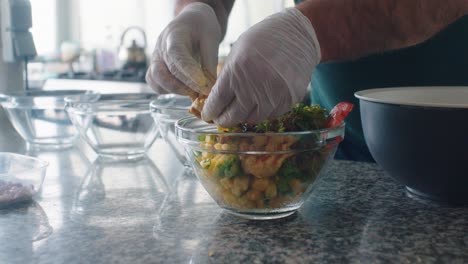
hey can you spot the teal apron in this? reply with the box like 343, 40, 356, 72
295, 0, 468, 162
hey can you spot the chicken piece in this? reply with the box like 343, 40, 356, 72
189, 68, 217, 121
240, 153, 293, 178
240, 135, 298, 178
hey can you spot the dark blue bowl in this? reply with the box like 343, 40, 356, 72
355, 87, 468, 205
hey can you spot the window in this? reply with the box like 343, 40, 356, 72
30, 0, 57, 55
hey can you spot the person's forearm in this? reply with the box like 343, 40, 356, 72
175, 0, 235, 37
297, 0, 468, 62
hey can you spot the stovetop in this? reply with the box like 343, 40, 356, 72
56, 69, 147, 83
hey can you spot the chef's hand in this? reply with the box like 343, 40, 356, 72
202, 8, 321, 127
146, 3, 222, 98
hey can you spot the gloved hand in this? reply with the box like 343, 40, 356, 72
202, 8, 321, 127
145, 3, 222, 98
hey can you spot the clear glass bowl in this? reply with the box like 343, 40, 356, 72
65, 93, 160, 160
0, 90, 93, 149
0, 152, 49, 208
150, 94, 193, 167
176, 117, 345, 220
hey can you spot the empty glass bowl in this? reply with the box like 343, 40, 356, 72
65, 93, 160, 160
176, 117, 345, 220
150, 94, 193, 167
0, 152, 49, 207
0, 90, 93, 149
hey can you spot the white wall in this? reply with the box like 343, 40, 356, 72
31, 0, 295, 56
30, 0, 56, 54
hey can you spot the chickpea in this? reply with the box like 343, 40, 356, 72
252, 178, 269, 192
204, 143, 213, 149
256, 199, 265, 208
222, 190, 239, 207
270, 196, 287, 208
231, 185, 242, 197
238, 197, 256, 209
265, 182, 278, 199
220, 178, 234, 189
234, 176, 250, 193
221, 144, 230, 150
245, 190, 262, 201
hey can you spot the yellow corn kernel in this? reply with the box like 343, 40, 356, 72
252, 178, 269, 192
234, 176, 250, 193
200, 159, 211, 169
265, 182, 278, 199
245, 190, 262, 201
214, 143, 223, 150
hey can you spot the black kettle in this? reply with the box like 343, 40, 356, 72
117, 26, 148, 71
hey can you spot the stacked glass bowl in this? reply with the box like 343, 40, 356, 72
0, 90, 93, 149
150, 94, 193, 167
66, 93, 159, 160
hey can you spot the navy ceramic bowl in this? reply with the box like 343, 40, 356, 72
355, 87, 468, 205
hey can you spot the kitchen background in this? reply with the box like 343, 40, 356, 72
28, 0, 294, 89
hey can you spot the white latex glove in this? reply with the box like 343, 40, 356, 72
145, 3, 222, 97
202, 8, 321, 127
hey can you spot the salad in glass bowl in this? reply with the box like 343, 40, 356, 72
176, 103, 352, 220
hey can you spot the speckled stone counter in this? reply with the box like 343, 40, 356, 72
0, 120, 467, 264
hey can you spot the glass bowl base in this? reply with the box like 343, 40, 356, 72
97, 152, 147, 161
26, 142, 75, 151
224, 209, 298, 220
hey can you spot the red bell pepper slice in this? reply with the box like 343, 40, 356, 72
326, 102, 354, 128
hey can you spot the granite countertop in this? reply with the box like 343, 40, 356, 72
0, 117, 467, 264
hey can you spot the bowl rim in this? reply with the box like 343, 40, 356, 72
0, 152, 49, 173
0, 90, 96, 109
64, 92, 158, 104
149, 94, 192, 111
65, 93, 159, 114
175, 116, 345, 154
355, 86, 468, 109
175, 116, 345, 137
